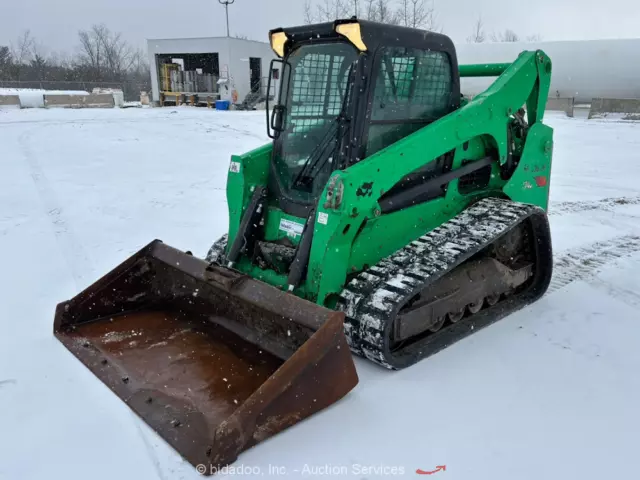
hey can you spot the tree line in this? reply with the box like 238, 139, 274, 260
0, 25, 149, 89
303, 0, 541, 42
304, 0, 440, 31
466, 16, 542, 43
0, 9, 543, 89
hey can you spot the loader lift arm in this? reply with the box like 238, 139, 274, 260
342, 50, 551, 195
309, 50, 553, 304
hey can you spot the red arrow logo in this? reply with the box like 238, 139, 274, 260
416, 465, 446, 475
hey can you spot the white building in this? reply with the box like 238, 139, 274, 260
147, 36, 278, 106
456, 38, 640, 103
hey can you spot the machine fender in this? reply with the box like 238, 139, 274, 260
503, 122, 554, 210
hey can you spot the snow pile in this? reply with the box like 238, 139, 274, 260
122, 101, 143, 108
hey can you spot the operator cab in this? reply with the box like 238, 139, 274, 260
266, 19, 460, 217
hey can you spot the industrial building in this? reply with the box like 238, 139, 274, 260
147, 36, 278, 108
456, 38, 640, 103
145, 34, 640, 116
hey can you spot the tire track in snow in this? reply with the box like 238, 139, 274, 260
549, 235, 640, 299
217, 123, 267, 141
588, 276, 640, 309
549, 196, 640, 216
18, 129, 95, 290
0, 114, 193, 128
133, 419, 169, 480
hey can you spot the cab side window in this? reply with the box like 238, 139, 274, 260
366, 47, 453, 156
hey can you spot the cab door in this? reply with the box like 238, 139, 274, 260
363, 46, 456, 157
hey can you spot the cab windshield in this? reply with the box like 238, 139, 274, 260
273, 42, 359, 204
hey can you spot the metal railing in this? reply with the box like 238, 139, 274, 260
251, 77, 277, 100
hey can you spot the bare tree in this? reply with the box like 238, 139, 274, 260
26, 41, 47, 80
336, 0, 387, 21
374, 0, 398, 23
78, 25, 105, 77
363, 0, 377, 19
467, 16, 486, 43
304, 0, 350, 23
11, 30, 35, 65
526, 34, 542, 42
103, 31, 134, 76
397, 0, 438, 30
320, 0, 350, 20
48, 50, 73, 70
29, 54, 47, 80
350, 0, 360, 16
304, 0, 315, 23
0, 46, 11, 67
128, 48, 150, 77
333, 0, 360, 17
491, 29, 520, 42
397, 0, 410, 25
304, 0, 406, 25
77, 24, 135, 79
502, 29, 519, 42
0, 46, 11, 79
10, 30, 35, 80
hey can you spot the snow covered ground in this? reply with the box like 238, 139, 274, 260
1, 107, 639, 480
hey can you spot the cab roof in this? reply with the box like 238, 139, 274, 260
270, 19, 456, 58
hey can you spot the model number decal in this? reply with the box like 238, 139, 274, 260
279, 219, 304, 236
318, 212, 329, 225
229, 161, 241, 173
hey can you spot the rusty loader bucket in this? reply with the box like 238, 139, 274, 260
53, 240, 358, 473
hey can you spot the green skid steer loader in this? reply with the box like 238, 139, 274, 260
54, 19, 554, 474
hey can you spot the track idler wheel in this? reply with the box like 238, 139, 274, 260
429, 316, 446, 333
468, 299, 484, 314
447, 308, 465, 323
486, 294, 500, 306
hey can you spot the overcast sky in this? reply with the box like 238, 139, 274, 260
3, 0, 640, 55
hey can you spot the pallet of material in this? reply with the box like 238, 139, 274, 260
160, 92, 220, 107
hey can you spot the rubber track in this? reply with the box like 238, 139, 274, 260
206, 234, 228, 264
337, 197, 546, 370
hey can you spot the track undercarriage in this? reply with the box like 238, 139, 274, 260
338, 197, 553, 369
208, 197, 553, 370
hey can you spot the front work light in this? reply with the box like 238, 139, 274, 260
335, 23, 367, 52
270, 31, 288, 57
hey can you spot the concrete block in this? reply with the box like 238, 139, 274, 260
588, 98, 640, 120
44, 94, 115, 109
0, 95, 21, 109
92, 88, 124, 108
546, 97, 574, 117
